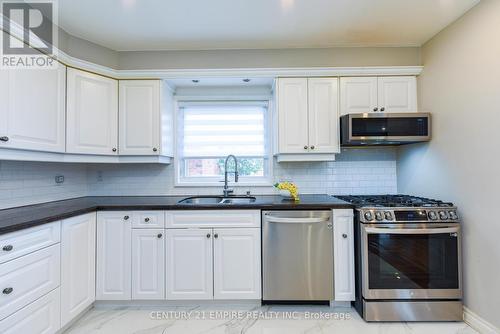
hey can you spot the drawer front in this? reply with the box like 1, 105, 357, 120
0, 244, 60, 320
132, 211, 165, 229
0, 288, 60, 334
166, 210, 261, 228
0, 222, 61, 264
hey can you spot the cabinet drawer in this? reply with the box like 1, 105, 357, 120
0, 288, 60, 334
132, 211, 165, 229
0, 244, 60, 320
166, 210, 260, 228
0, 222, 60, 264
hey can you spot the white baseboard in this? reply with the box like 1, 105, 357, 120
464, 307, 500, 334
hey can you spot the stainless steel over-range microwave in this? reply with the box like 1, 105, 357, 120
340, 113, 431, 146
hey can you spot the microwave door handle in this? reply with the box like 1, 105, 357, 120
265, 216, 329, 224
364, 226, 459, 234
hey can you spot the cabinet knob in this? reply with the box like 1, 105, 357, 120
2, 245, 13, 252
342, 233, 348, 239
373, 107, 378, 112
206, 233, 211, 238
124, 215, 129, 220
144, 217, 150, 222
157, 233, 162, 239
112, 148, 117, 152
310, 145, 315, 150
303, 145, 308, 150
153, 148, 158, 152
214, 233, 219, 239
0, 136, 8, 142
2, 287, 13, 295
380, 107, 385, 112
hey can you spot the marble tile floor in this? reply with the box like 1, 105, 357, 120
64, 304, 477, 334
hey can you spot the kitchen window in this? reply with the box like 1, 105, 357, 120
175, 101, 271, 186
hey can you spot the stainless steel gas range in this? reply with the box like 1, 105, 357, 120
336, 195, 463, 322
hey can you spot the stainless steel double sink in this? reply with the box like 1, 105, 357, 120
178, 196, 256, 205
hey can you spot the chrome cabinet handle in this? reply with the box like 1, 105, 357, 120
373, 107, 378, 112
112, 148, 117, 152
206, 233, 211, 238
303, 145, 308, 150
144, 217, 150, 222
2, 287, 13, 294
380, 107, 385, 112
153, 147, 158, 152
342, 234, 348, 239
157, 233, 162, 239
310, 145, 315, 150
0, 136, 8, 142
214, 233, 219, 239
2, 245, 13, 251
124, 215, 129, 220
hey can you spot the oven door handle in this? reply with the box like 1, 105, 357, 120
364, 226, 459, 234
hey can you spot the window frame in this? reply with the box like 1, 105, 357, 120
174, 98, 273, 187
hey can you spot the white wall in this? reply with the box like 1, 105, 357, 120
0, 161, 88, 209
397, 0, 500, 328
88, 148, 397, 196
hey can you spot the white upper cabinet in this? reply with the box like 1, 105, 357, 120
277, 78, 309, 154
340, 76, 417, 115
276, 77, 340, 158
66, 68, 118, 155
340, 77, 378, 115
377, 76, 417, 113
213, 228, 261, 300
61, 213, 96, 327
131, 229, 165, 300
96, 212, 131, 300
307, 78, 340, 153
0, 64, 66, 152
119, 80, 160, 155
166, 229, 213, 300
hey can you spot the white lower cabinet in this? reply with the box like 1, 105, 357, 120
0, 288, 61, 334
132, 229, 165, 300
96, 212, 132, 300
213, 228, 261, 299
61, 213, 96, 327
332, 209, 355, 301
166, 229, 213, 300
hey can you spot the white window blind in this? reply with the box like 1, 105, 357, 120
179, 102, 267, 158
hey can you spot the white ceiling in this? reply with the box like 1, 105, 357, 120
58, 0, 479, 51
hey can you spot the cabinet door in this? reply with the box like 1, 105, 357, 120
0, 65, 65, 152
307, 78, 340, 154
213, 228, 261, 300
377, 76, 417, 113
131, 229, 165, 300
61, 213, 96, 327
66, 68, 118, 155
96, 212, 131, 300
166, 229, 213, 300
333, 209, 355, 301
277, 78, 309, 153
339, 77, 378, 115
119, 80, 160, 155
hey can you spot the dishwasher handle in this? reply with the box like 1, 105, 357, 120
264, 215, 330, 224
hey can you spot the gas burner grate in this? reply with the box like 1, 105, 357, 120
335, 194, 454, 208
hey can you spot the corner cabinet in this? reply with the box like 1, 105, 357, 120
0, 63, 66, 153
60, 213, 96, 327
340, 76, 417, 115
66, 68, 118, 155
332, 209, 355, 301
119, 80, 173, 157
275, 77, 340, 161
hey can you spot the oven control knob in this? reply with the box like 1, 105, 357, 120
428, 211, 438, 220
363, 211, 374, 221
384, 211, 393, 220
448, 211, 458, 220
375, 211, 384, 221
439, 211, 449, 220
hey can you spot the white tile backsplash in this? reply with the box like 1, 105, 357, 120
0, 161, 89, 209
87, 148, 398, 197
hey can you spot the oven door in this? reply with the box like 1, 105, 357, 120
361, 224, 462, 300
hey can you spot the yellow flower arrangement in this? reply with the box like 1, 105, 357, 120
274, 182, 299, 201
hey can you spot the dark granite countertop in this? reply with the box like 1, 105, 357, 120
0, 195, 352, 235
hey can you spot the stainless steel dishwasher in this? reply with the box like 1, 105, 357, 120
262, 211, 334, 301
